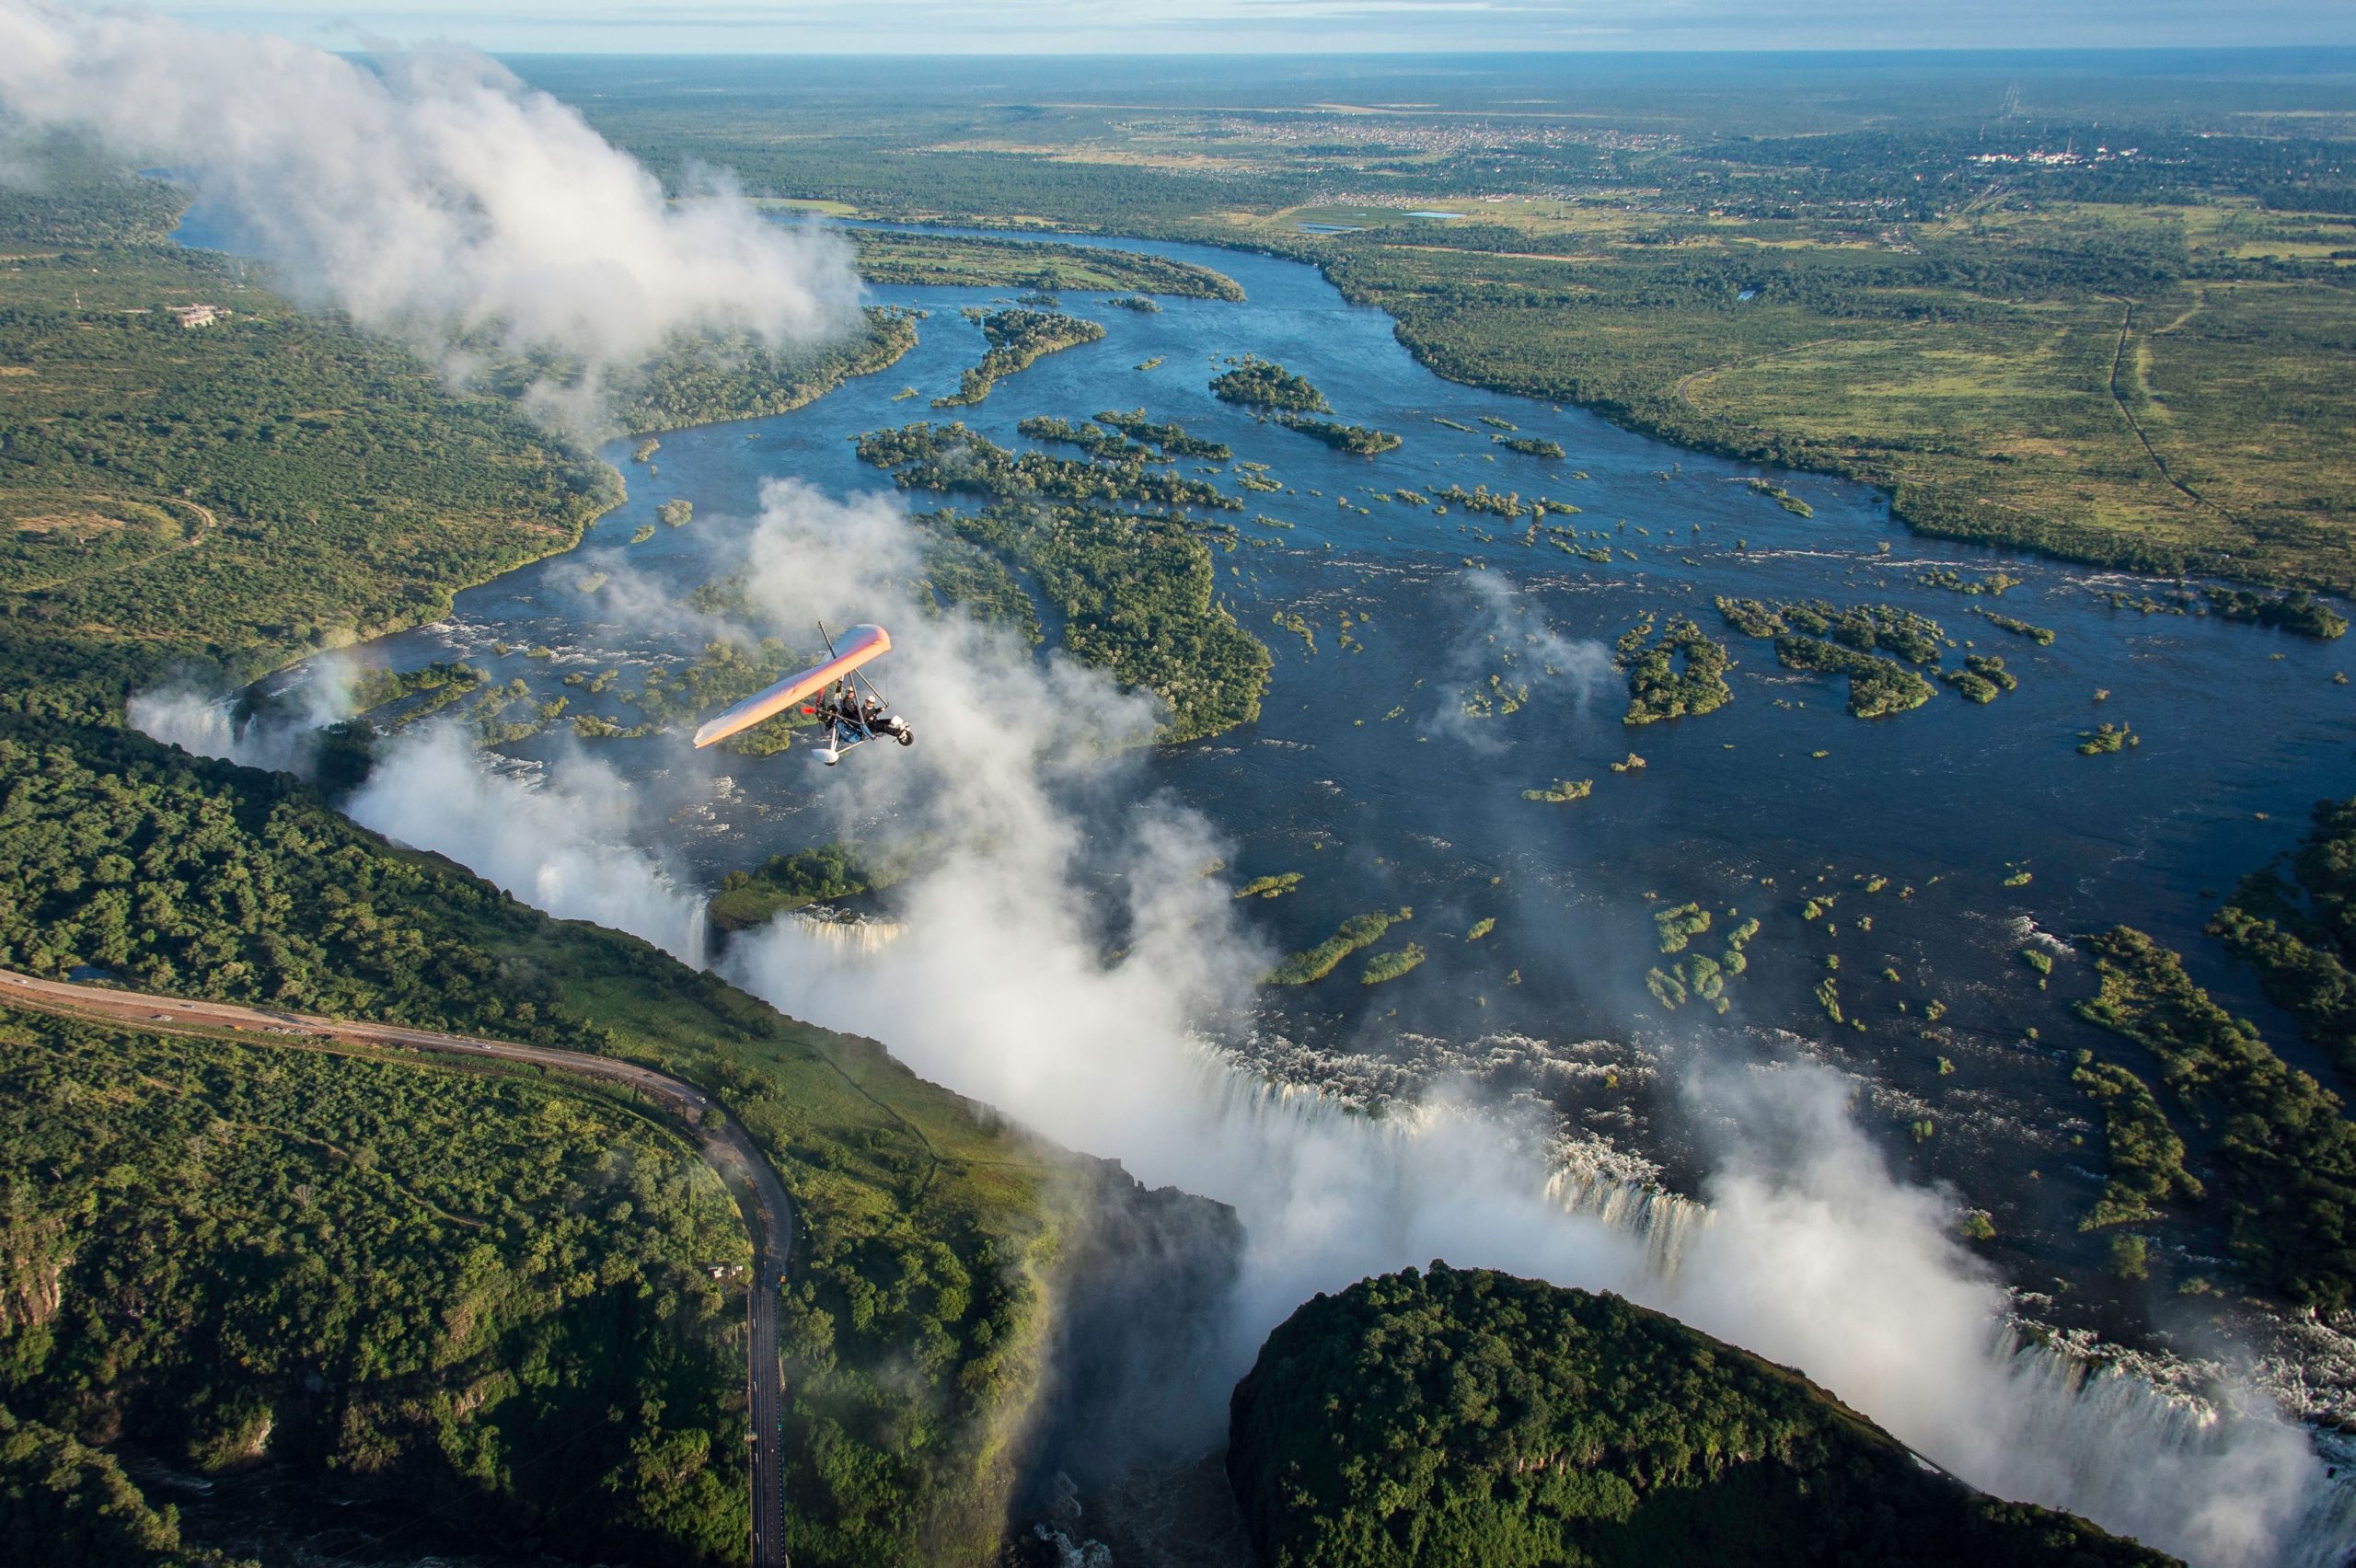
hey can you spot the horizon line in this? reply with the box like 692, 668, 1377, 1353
482, 43, 2356, 57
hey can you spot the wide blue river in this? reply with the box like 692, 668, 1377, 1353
309, 220, 2355, 1316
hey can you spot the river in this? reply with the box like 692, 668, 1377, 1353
214, 219, 2356, 1564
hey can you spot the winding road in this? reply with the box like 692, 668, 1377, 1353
0, 967, 795, 1568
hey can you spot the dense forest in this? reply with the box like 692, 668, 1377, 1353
1211, 356, 1330, 413
932, 308, 1106, 407
924, 502, 1273, 743
0, 174, 915, 721
2076, 927, 2356, 1310
0, 718, 1090, 1566
1229, 1265, 2176, 1568
604, 309, 918, 434
858, 420, 1240, 512
0, 1009, 750, 1563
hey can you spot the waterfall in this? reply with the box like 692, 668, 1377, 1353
1546, 1163, 1713, 1280
787, 910, 907, 960
1982, 1330, 2356, 1568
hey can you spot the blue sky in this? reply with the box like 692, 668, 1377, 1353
133, 1, 2356, 55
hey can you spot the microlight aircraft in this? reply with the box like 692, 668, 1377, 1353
691, 623, 912, 766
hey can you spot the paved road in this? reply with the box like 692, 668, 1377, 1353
0, 967, 794, 1568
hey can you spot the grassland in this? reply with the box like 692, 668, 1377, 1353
561, 64, 2356, 594
851, 229, 1242, 298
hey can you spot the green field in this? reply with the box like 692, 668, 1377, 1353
549, 63, 2356, 593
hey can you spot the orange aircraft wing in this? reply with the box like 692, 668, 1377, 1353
692, 623, 892, 749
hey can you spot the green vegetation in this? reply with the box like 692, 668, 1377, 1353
598, 309, 918, 434
921, 503, 1270, 742
0, 719, 1091, 1562
1773, 636, 1937, 719
2211, 796, 2356, 1080
1978, 611, 2057, 644
1654, 902, 1713, 954
630, 523, 658, 544
1621, 615, 1735, 725
857, 421, 1240, 512
0, 1007, 750, 1563
1491, 434, 1565, 459
910, 532, 1042, 645
2072, 1051, 2204, 1230
660, 498, 695, 527
1, 1401, 243, 1568
932, 308, 1105, 408
1276, 416, 1403, 455
1285, 195, 2356, 594
1093, 407, 1231, 459
1228, 1265, 2173, 1568
2078, 722, 2140, 755
1360, 944, 1426, 986
2077, 927, 2356, 1309
1266, 909, 1412, 986
1210, 356, 1329, 413
1017, 415, 1170, 465
1104, 295, 1161, 313
552, 54, 2356, 592
1747, 478, 1815, 516
1236, 872, 1305, 900
1941, 652, 2018, 703
1520, 778, 1593, 802
0, 246, 618, 719
1646, 909, 1756, 1015
709, 841, 916, 932
1714, 595, 1944, 663
0, 144, 188, 248
2205, 587, 2349, 640
849, 230, 1242, 299
1465, 917, 1496, 940
1917, 568, 2022, 596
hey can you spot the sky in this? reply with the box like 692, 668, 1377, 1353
125, 0, 2356, 56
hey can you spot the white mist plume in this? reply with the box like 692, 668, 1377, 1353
1659, 1065, 2324, 1565
134, 477, 2346, 1565
128, 659, 354, 775
0, 1, 859, 372
1432, 568, 1612, 745
345, 726, 708, 964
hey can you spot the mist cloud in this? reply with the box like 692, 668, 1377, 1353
0, 1, 860, 373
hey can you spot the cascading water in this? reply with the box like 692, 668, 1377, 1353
787, 911, 907, 960
1537, 1160, 2356, 1568
1546, 1163, 1712, 1279
1981, 1331, 2356, 1568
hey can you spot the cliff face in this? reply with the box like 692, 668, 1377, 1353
1228, 1264, 2182, 1568
1023, 1159, 1245, 1493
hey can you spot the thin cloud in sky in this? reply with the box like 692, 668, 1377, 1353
131, 0, 2356, 53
